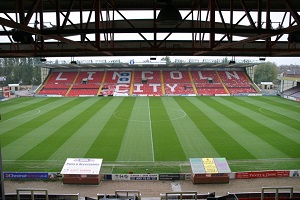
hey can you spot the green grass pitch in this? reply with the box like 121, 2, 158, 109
0, 96, 299, 173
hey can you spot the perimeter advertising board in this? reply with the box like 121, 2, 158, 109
236, 170, 290, 179
112, 174, 158, 181
4, 172, 48, 180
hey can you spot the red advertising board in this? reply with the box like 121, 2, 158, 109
236, 171, 290, 179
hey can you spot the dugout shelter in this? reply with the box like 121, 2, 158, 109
60, 158, 103, 184
190, 157, 231, 184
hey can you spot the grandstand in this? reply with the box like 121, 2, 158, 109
278, 73, 300, 101
36, 60, 260, 97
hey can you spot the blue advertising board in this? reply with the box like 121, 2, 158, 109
4, 172, 48, 180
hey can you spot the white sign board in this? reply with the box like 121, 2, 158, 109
112, 174, 159, 181
61, 158, 103, 175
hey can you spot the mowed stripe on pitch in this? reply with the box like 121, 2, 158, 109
116, 97, 154, 161
256, 96, 300, 111
241, 97, 300, 125
48, 97, 122, 161
176, 97, 255, 160
0, 96, 34, 108
149, 97, 186, 161
3, 98, 89, 160
215, 97, 300, 157
0, 97, 47, 114
229, 97, 300, 144
197, 97, 288, 159
161, 97, 220, 158
18, 97, 111, 161
268, 96, 300, 109
0, 98, 80, 147
85, 97, 136, 160
0, 98, 64, 134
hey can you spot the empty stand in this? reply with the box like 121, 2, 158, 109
131, 71, 163, 95
38, 71, 77, 96
38, 88, 68, 96
104, 71, 132, 83
283, 85, 300, 98
75, 71, 104, 84
68, 88, 99, 96
164, 83, 195, 95
100, 84, 117, 96
191, 71, 227, 95
162, 71, 196, 95
134, 71, 161, 83
163, 71, 191, 83
131, 83, 163, 96
191, 71, 220, 83
195, 83, 227, 95
38, 69, 258, 96
67, 71, 104, 96
218, 71, 256, 94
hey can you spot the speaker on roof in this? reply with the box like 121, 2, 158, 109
11, 29, 34, 44
259, 57, 266, 61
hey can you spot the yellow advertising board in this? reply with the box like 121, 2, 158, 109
202, 158, 214, 163
189, 157, 231, 174
202, 158, 218, 173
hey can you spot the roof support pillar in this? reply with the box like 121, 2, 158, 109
209, 0, 215, 49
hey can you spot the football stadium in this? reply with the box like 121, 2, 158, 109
1, 0, 300, 200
